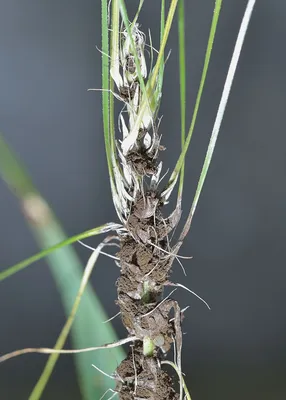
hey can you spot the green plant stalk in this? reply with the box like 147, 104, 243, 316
167, 0, 223, 192
102, 0, 124, 220
109, 0, 119, 161
177, 0, 186, 200
101, 0, 114, 184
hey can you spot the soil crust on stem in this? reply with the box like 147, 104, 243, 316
115, 155, 183, 398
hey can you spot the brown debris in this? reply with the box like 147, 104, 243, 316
120, 83, 137, 102
116, 344, 179, 400
114, 155, 184, 397
126, 150, 158, 176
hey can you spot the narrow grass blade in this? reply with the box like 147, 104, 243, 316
161, 361, 192, 400
109, 0, 119, 155
157, 0, 165, 104
132, 0, 144, 25
177, 0, 186, 200
101, 0, 113, 184
109, 0, 127, 197
0, 135, 124, 399
179, 0, 256, 241
163, 0, 223, 200
0, 223, 121, 282
149, 0, 179, 91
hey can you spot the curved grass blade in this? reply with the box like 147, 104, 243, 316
0, 223, 121, 282
162, 0, 223, 200
177, 0, 186, 200
161, 361, 192, 400
0, 135, 124, 399
179, 0, 256, 241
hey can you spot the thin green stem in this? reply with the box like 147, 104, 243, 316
132, 0, 144, 26
102, 0, 113, 183
161, 361, 192, 400
158, 0, 166, 96
109, 0, 119, 158
177, 0, 186, 200
150, 0, 178, 91
179, 0, 256, 242
164, 0, 223, 199
0, 223, 121, 282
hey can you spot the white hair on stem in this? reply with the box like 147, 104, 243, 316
169, 306, 190, 323
147, 240, 192, 260
78, 240, 120, 261
92, 363, 122, 382
167, 282, 211, 310
175, 257, 187, 276
140, 289, 177, 319
102, 311, 121, 324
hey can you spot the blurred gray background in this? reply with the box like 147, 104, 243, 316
1, 0, 286, 399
